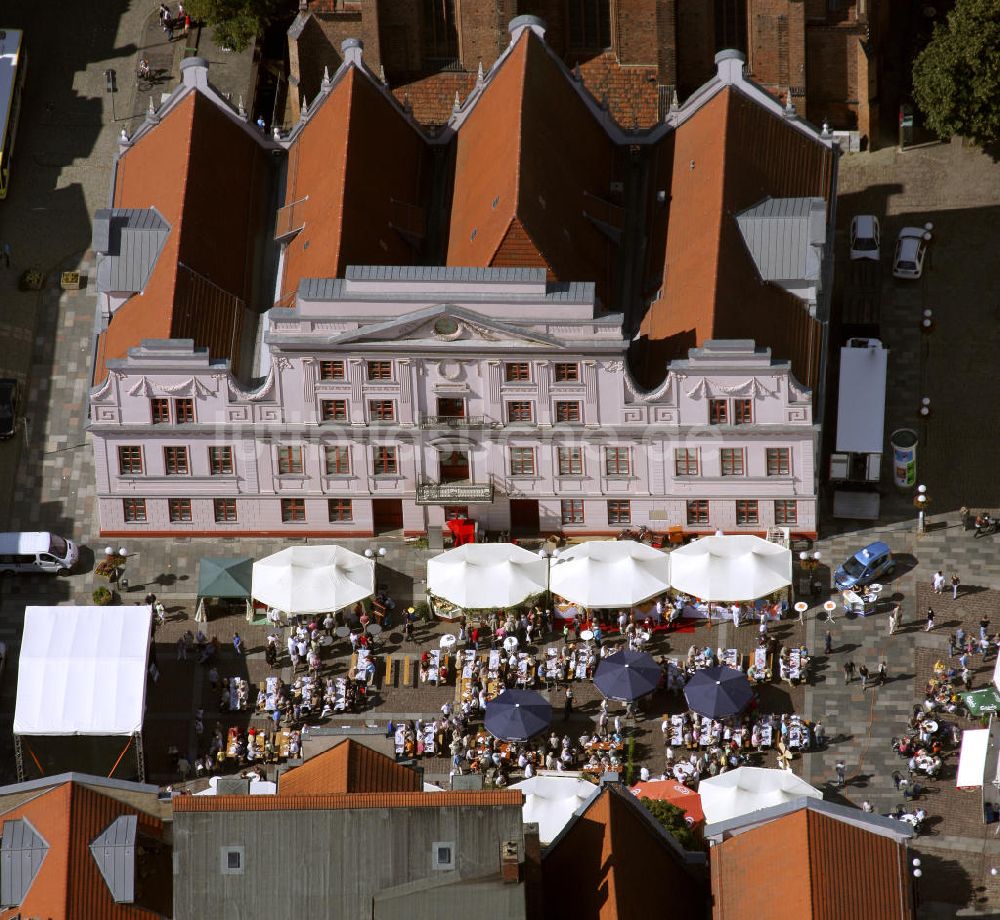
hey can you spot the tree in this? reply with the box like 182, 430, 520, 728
186, 0, 280, 53
639, 797, 699, 851
911, 0, 1000, 148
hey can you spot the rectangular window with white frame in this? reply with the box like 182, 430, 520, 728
720, 448, 745, 476
774, 500, 797, 525
555, 401, 581, 423
607, 500, 631, 525
561, 499, 584, 525
736, 500, 759, 525
506, 400, 534, 423
604, 447, 630, 477
766, 447, 791, 476
325, 446, 351, 475
674, 448, 698, 477
557, 446, 583, 476
510, 447, 536, 477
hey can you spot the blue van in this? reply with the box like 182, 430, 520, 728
834, 541, 895, 590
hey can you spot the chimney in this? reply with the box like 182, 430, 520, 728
341, 38, 363, 67
714, 49, 745, 85
180, 56, 210, 90
499, 839, 521, 884
508, 15, 546, 45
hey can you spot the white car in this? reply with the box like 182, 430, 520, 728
893, 227, 930, 279
850, 215, 880, 260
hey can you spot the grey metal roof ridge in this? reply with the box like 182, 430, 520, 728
0, 772, 161, 798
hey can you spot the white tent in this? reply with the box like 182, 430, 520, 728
510, 774, 597, 844
957, 729, 989, 788
668, 535, 792, 602
14, 605, 152, 737
699, 766, 822, 825
427, 543, 548, 609
195, 776, 277, 796
549, 541, 670, 608
251, 545, 374, 615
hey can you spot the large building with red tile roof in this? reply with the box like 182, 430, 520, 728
277, 738, 422, 795
286, 0, 890, 145
542, 782, 708, 919
89, 17, 834, 539
707, 797, 915, 920
0, 773, 171, 920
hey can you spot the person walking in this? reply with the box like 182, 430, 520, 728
951, 573, 961, 600
925, 607, 936, 631
824, 630, 832, 655
563, 687, 573, 722
877, 661, 887, 686
813, 720, 825, 748
889, 606, 899, 636
835, 760, 846, 787
232, 632, 243, 656
981, 617, 991, 641
843, 660, 855, 684
932, 571, 945, 594
858, 664, 870, 690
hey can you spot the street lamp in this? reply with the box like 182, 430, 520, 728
118, 547, 129, 591
364, 546, 389, 622
916, 485, 928, 534
911, 857, 922, 907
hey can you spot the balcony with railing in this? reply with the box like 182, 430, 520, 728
419, 414, 490, 429
416, 480, 495, 504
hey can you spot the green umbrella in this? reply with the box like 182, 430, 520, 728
962, 687, 1000, 717
198, 557, 253, 599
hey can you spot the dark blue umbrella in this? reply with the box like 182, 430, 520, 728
684, 666, 753, 719
484, 690, 552, 742
593, 649, 662, 702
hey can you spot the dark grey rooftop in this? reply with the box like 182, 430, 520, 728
89, 814, 137, 904
0, 817, 48, 908
735, 196, 825, 283
344, 265, 547, 284
93, 208, 170, 294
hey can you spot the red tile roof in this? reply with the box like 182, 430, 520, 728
542, 785, 706, 919
392, 71, 477, 127
173, 790, 523, 812
447, 29, 619, 306
710, 807, 913, 920
278, 739, 421, 795
279, 66, 431, 304
0, 781, 169, 920
97, 90, 273, 381
635, 84, 834, 388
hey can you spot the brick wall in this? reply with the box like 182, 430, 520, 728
806, 25, 861, 129
656, 0, 678, 87
378, 0, 423, 75
674, 0, 716, 97
391, 71, 477, 127
458, 0, 510, 70
614, 0, 659, 65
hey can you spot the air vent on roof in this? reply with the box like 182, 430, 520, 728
491, 196, 500, 209
470, 228, 478, 241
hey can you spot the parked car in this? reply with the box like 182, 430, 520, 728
0, 379, 18, 440
834, 541, 895, 590
850, 215, 880, 260
893, 227, 930, 279
0, 532, 79, 575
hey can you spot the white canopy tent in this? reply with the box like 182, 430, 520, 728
668, 535, 792, 602
957, 729, 989, 788
510, 774, 597, 845
251, 545, 374, 616
427, 543, 548, 610
549, 541, 671, 608
14, 605, 152, 781
699, 766, 822, 825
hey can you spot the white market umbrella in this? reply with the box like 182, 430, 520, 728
698, 766, 822, 825
668, 535, 792, 602
549, 541, 670, 608
427, 543, 547, 609
251, 545, 374, 615
510, 775, 597, 845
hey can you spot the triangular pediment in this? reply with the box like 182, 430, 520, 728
327, 304, 561, 348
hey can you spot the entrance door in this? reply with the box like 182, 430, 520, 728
439, 450, 470, 483
372, 499, 404, 534
509, 499, 540, 537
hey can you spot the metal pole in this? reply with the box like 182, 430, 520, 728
13, 735, 23, 782
135, 732, 145, 783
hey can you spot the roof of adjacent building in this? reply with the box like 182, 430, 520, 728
174, 789, 523, 813
542, 784, 707, 919
709, 803, 913, 920
735, 196, 826, 282
277, 65, 431, 305
0, 779, 170, 920
92, 208, 171, 293
95, 84, 274, 381
446, 29, 619, 308
278, 739, 422, 795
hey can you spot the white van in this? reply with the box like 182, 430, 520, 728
0, 532, 79, 574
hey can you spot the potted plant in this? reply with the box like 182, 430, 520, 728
18, 269, 46, 291
92, 585, 114, 605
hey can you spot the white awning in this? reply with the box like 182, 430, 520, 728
14, 606, 152, 736
668, 535, 792, 602
549, 541, 670, 608
510, 775, 597, 845
836, 339, 887, 454
957, 729, 989, 788
427, 543, 548, 609
698, 766, 822, 824
252, 545, 374, 615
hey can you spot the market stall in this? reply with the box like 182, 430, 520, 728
548, 541, 670, 613
426, 543, 547, 621
251, 545, 374, 618
668, 535, 792, 603
14, 605, 152, 781
699, 766, 822, 826
511, 774, 597, 845
197, 556, 253, 622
